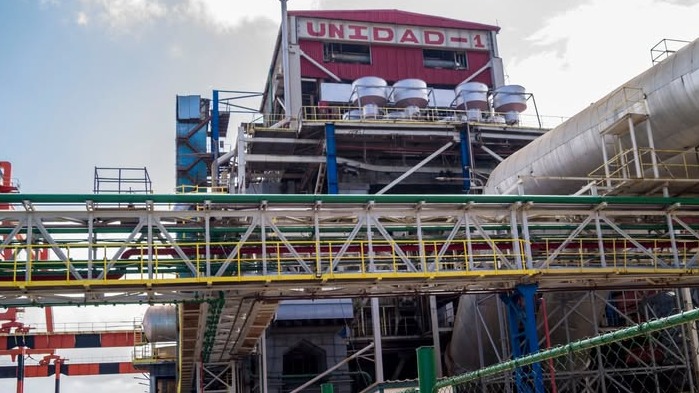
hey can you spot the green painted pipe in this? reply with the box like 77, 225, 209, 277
434, 307, 699, 391
2, 193, 699, 206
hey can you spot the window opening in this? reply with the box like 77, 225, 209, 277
323, 43, 371, 64
423, 49, 467, 70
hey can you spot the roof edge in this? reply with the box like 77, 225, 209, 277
287, 9, 500, 32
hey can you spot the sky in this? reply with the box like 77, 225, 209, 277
0, 0, 698, 391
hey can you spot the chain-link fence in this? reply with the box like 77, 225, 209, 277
433, 307, 699, 393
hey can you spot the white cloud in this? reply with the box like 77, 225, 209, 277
77, 0, 167, 32
505, 0, 699, 118
39, 0, 60, 7
169, 43, 184, 58
71, 0, 320, 33
176, 0, 320, 30
76, 11, 88, 25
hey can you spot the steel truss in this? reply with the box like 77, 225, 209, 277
196, 361, 241, 393
461, 288, 697, 393
1, 194, 699, 306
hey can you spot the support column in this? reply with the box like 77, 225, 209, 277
16, 347, 24, 393
324, 123, 339, 194
429, 296, 443, 378
628, 117, 642, 178
147, 204, 153, 280
236, 126, 247, 194
196, 361, 203, 393
500, 284, 544, 393
230, 360, 237, 393
212, 90, 220, 184
601, 134, 612, 191
261, 331, 269, 393
371, 297, 384, 383
280, 0, 291, 116
681, 287, 699, 387
460, 128, 471, 192
54, 359, 61, 393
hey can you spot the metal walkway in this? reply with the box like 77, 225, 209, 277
2, 194, 699, 306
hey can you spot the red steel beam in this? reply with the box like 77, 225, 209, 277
0, 331, 137, 350
0, 362, 141, 378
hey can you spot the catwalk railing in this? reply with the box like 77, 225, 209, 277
2, 194, 699, 305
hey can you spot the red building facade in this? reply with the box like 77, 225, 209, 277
262, 9, 503, 117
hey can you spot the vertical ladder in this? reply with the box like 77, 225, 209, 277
314, 162, 326, 195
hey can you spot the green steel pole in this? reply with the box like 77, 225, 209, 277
417, 346, 436, 393
321, 383, 334, 393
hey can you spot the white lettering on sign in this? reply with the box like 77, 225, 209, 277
297, 17, 490, 51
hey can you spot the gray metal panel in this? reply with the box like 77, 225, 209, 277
490, 56, 505, 88
275, 299, 353, 320
429, 89, 457, 108
320, 83, 353, 103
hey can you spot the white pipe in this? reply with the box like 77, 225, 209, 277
216, 150, 236, 166
478, 144, 505, 162
269, 117, 291, 129
299, 49, 342, 82
376, 141, 454, 195
456, 60, 492, 85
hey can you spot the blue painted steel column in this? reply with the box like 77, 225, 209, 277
500, 284, 544, 393
212, 90, 220, 159
325, 123, 339, 194
460, 128, 471, 192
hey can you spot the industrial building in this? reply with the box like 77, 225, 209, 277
1, 6, 699, 393
174, 8, 548, 391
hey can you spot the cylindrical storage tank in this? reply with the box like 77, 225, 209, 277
493, 85, 527, 124
392, 79, 429, 108
485, 38, 699, 196
455, 81, 489, 111
350, 76, 388, 107
492, 85, 528, 113
143, 305, 177, 342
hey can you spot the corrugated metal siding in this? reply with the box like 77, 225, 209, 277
300, 41, 492, 86
289, 9, 499, 31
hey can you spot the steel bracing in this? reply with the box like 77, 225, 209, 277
1, 193, 699, 307
449, 288, 699, 393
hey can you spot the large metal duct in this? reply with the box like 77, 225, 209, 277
447, 38, 699, 375
445, 292, 601, 375
485, 38, 699, 195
